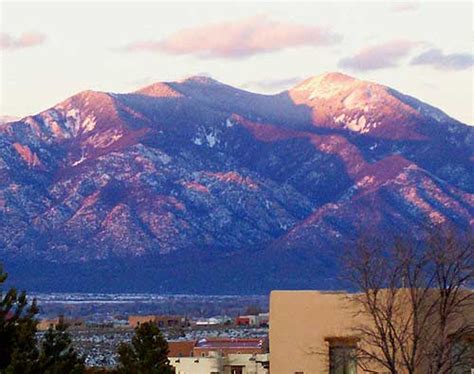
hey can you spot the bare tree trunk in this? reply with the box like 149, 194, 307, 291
342, 230, 473, 374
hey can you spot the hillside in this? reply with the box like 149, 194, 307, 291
1, 72, 473, 293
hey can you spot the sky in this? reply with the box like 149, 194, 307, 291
0, 0, 473, 124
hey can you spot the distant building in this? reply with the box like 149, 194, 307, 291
235, 315, 256, 327
169, 352, 269, 374
85, 318, 129, 329
170, 352, 222, 374
168, 338, 269, 373
236, 313, 269, 327
270, 291, 360, 374
37, 315, 84, 331
128, 315, 154, 328
257, 313, 269, 327
128, 315, 188, 329
270, 290, 474, 374
194, 338, 267, 357
168, 340, 196, 358
193, 316, 231, 327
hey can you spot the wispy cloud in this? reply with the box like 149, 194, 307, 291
242, 77, 303, 92
338, 40, 418, 71
0, 32, 46, 50
391, 2, 420, 12
121, 15, 341, 59
410, 48, 474, 71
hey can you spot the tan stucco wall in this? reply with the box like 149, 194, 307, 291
269, 290, 366, 374
128, 315, 156, 328
170, 353, 269, 374
270, 290, 474, 374
226, 353, 269, 374
37, 318, 59, 331
170, 356, 222, 374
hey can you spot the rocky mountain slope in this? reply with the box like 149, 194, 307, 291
1, 73, 473, 292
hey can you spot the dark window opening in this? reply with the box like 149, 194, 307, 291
326, 338, 358, 374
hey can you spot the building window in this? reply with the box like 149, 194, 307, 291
230, 366, 243, 374
451, 336, 474, 374
326, 338, 358, 374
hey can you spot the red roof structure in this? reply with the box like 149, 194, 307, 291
168, 340, 196, 357
193, 338, 267, 356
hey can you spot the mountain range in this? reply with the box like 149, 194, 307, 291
1, 72, 473, 293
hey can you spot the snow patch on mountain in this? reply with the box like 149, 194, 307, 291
225, 118, 234, 128
86, 130, 123, 149
206, 132, 218, 147
334, 114, 345, 123
193, 127, 220, 148
72, 150, 87, 167
346, 116, 368, 133
293, 72, 357, 100
343, 88, 378, 111
82, 115, 96, 133
66, 108, 79, 119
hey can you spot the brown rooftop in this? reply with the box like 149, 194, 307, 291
168, 340, 196, 357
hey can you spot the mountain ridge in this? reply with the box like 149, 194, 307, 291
1, 72, 472, 292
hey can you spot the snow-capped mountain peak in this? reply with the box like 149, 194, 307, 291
1, 72, 472, 293
290, 72, 393, 104
291, 72, 360, 100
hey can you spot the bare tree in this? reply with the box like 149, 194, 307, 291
422, 231, 474, 374
343, 230, 473, 374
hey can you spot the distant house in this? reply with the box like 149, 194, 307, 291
128, 315, 188, 329
168, 340, 196, 358
37, 315, 84, 331
127, 315, 154, 328
168, 338, 269, 374
235, 315, 255, 327
236, 313, 269, 327
194, 317, 229, 327
169, 352, 270, 374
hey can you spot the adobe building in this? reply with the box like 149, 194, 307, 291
270, 291, 363, 374
169, 352, 269, 374
168, 338, 270, 374
128, 315, 188, 328
235, 313, 269, 327
37, 315, 84, 331
270, 290, 474, 374
168, 340, 196, 358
